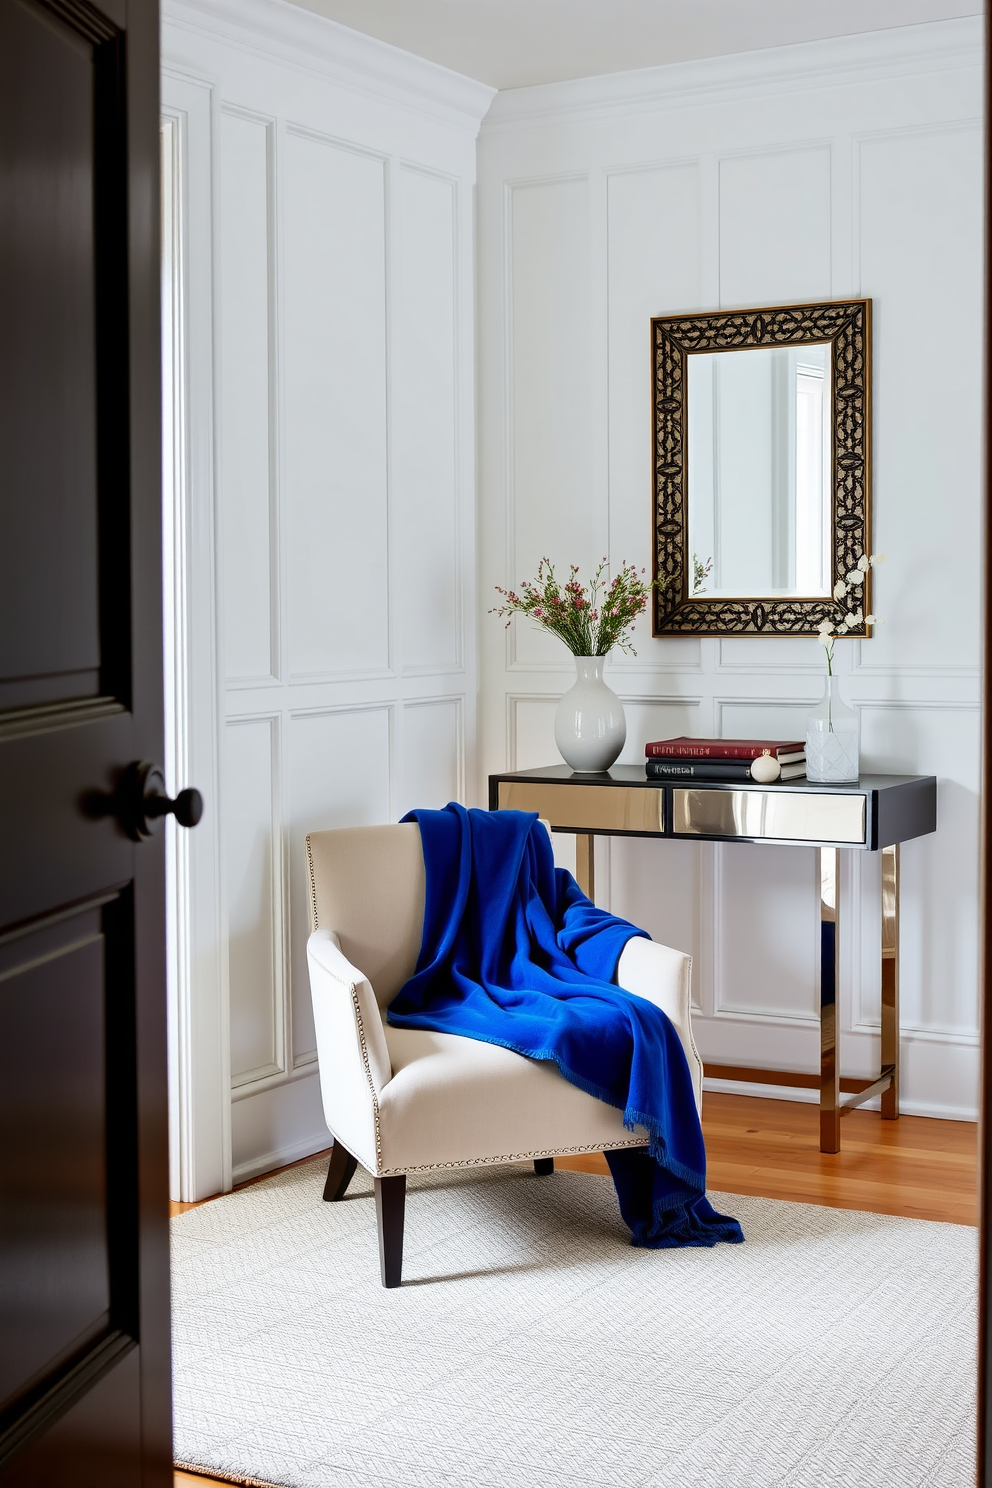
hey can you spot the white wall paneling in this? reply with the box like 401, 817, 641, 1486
163, 0, 492, 1193
395, 168, 463, 676
478, 18, 983, 1119
225, 715, 283, 1087
718, 145, 833, 307
285, 704, 393, 1068
400, 697, 465, 814
506, 176, 599, 672
854, 122, 983, 677
219, 106, 278, 685
284, 130, 390, 681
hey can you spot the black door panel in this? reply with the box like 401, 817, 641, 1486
0, 0, 171, 1480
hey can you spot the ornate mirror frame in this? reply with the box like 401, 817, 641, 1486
651, 298, 872, 637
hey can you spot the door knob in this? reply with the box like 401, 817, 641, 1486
116, 760, 203, 841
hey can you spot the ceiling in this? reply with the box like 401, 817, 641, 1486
282, 0, 983, 90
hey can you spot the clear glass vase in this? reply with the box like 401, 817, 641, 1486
805, 674, 860, 783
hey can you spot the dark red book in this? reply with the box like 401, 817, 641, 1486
645, 736, 806, 763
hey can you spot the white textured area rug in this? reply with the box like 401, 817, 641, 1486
172, 1160, 976, 1488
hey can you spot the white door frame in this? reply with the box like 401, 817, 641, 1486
162, 69, 231, 1202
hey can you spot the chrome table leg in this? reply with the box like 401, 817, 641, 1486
575, 833, 595, 901
880, 844, 900, 1120
819, 846, 840, 1153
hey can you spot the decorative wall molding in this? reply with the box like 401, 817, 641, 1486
164, 0, 496, 135
482, 17, 981, 133
225, 713, 288, 1089
403, 694, 467, 803
231, 1096, 329, 1185
505, 692, 559, 772
230, 1056, 318, 1104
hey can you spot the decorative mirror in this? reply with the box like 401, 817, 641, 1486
651, 299, 871, 637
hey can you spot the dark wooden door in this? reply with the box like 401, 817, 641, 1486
0, 1, 174, 1482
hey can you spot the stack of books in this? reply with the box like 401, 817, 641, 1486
644, 736, 807, 782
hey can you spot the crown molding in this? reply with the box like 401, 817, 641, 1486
162, 0, 496, 137
481, 16, 983, 133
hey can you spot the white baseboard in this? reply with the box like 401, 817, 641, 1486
232, 1131, 333, 1186
702, 1076, 978, 1123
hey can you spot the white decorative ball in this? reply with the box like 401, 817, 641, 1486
750, 754, 782, 784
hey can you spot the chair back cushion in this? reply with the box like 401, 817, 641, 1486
305, 823, 425, 1010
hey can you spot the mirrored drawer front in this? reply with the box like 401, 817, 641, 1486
673, 788, 866, 845
497, 781, 664, 834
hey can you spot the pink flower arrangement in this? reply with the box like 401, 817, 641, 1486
492, 557, 666, 657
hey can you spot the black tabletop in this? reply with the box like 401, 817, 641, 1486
489, 763, 933, 796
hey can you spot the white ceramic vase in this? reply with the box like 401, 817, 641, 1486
554, 656, 626, 773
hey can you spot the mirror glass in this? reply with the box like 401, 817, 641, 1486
687, 343, 832, 598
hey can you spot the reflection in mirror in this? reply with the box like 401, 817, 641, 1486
687, 344, 831, 598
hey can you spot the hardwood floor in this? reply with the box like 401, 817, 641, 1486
170, 1093, 976, 1485
562, 1092, 977, 1226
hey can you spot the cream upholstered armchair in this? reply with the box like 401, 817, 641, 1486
305, 821, 702, 1287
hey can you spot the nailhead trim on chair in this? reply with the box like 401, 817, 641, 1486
379, 1136, 648, 1178
306, 833, 320, 935
683, 956, 704, 1075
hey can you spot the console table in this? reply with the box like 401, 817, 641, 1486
489, 765, 937, 1153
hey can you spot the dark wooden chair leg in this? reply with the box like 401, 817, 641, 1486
374, 1174, 406, 1288
323, 1141, 358, 1202
534, 1157, 554, 1175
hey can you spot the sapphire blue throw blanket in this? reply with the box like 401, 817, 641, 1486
388, 804, 742, 1250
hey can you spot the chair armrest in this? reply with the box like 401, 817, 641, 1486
616, 937, 703, 1114
307, 929, 392, 1167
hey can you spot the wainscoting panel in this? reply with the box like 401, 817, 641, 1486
714, 843, 820, 1023
614, 698, 705, 764
718, 146, 832, 307
284, 131, 390, 682
509, 177, 599, 672
479, 19, 983, 1119
394, 167, 461, 675
401, 697, 463, 814
715, 699, 820, 743
608, 836, 705, 1003
286, 706, 392, 1064
219, 108, 276, 685
509, 694, 560, 772
225, 717, 281, 1085
855, 124, 983, 676
606, 162, 701, 596
716, 637, 826, 673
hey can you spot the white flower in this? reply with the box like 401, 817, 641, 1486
833, 580, 848, 600
846, 569, 864, 586
869, 553, 886, 567
818, 632, 834, 649
857, 554, 870, 572
864, 613, 881, 626
817, 620, 834, 635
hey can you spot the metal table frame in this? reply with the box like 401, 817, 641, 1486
489, 766, 936, 1153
